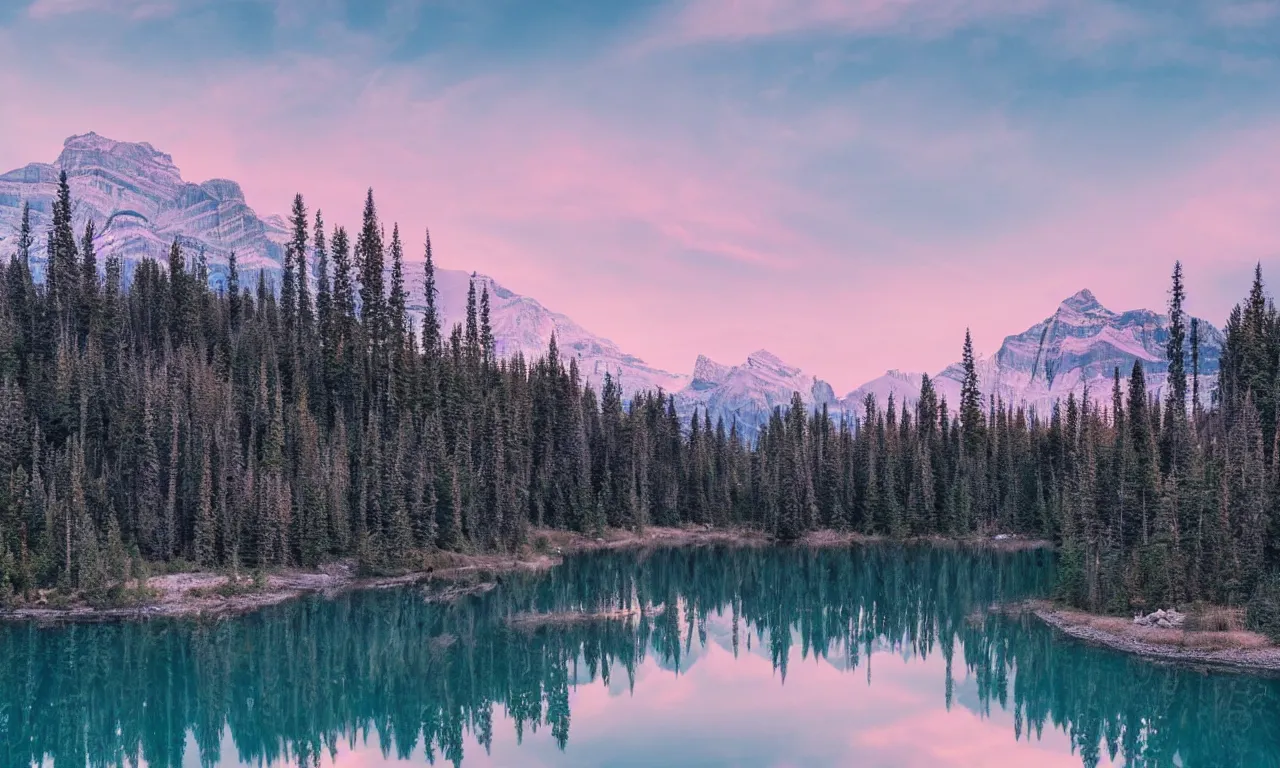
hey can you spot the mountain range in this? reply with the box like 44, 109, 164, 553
0, 133, 1223, 433
842, 288, 1223, 419
0, 133, 685, 399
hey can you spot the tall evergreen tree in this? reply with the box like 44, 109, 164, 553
960, 329, 984, 450
356, 189, 386, 382
314, 211, 331, 349
1190, 316, 1201, 420
292, 194, 313, 336
1166, 261, 1188, 417
77, 220, 97, 344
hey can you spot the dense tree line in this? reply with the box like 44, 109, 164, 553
0, 177, 1278, 620
1050, 263, 1280, 619
3, 546, 1276, 768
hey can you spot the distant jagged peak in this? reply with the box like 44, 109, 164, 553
1056, 288, 1112, 318
693, 354, 728, 378
63, 131, 123, 151
58, 131, 177, 171
744, 349, 794, 372
63, 130, 162, 155
689, 355, 731, 391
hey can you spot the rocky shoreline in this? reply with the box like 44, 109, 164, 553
1027, 601, 1280, 674
0, 528, 1049, 624
0, 526, 769, 623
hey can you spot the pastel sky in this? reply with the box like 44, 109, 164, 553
181, 629, 1101, 767
3, 0, 1280, 391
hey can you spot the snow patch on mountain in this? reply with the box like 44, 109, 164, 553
411, 271, 687, 398
0, 132, 288, 276
674, 349, 838, 437
842, 370, 930, 413
0, 134, 1223, 428
0, 132, 687, 400
689, 355, 733, 391
839, 289, 1224, 418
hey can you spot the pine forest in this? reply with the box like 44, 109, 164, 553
2, 174, 1280, 634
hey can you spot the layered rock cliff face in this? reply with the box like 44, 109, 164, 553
0, 132, 289, 277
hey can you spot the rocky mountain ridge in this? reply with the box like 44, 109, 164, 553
0, 133, 1222, 429
843, 289, 1224, 418
0, 133, 684, 398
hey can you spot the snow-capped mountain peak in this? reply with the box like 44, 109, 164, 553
0, 132, 688, 400
0, 135, 1227, 437
675, 349, 836, 436
690, 355, 732, 391
839, 289, 1223, 418
745, 349, 790, 370
1058, 288, 1110, 317
58, 131, 180, 180
1, 131, 288, 275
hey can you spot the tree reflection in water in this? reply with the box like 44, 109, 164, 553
2, 545, 1278, 768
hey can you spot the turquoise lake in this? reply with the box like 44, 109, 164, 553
4, 544, 1279, 767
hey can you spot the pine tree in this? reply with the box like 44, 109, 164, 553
1190, 317, 1201, 420
167, 240, 189, 345
48, 171, 79, 324
77, 220, 97, 344
329, 226, 357, 418
314, 211, 331, 349
356, 189, 386, 387
193, 441, 215, 566
445, 465, 464, 550
421, 230, 442, 356
960, 329, 984, 451
388, 224, 408, 406
281, 195, 302, 348
1166, 261, 1188, 416
465, 275, 480, 367
137, 379, 163, 559
1127, 360, 1158, 552
291, 194, 313, 338
480, 284, 494, 364
17, 201, 33, 269
227, 250, 241, 333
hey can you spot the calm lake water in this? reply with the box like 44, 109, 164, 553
4, 545, 1280, 768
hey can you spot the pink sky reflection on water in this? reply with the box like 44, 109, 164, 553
301, 636, 1107, 768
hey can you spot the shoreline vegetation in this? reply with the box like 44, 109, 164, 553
6, 183, 1280, 677
1008, 600, 1280, 674
1, 527, 1047, 622
7, 525, 1279, 673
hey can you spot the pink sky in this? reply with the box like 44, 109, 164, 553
301, 640, 1102, 767
2, 0, 1279, 391
307, 640, 1100, 768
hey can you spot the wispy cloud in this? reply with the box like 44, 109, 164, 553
3, 0, 1280, 389
630, 0, 1170, 67
640, 0, 1047, 46
1209, 0, 1280, 27
27, 0, 178, 20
